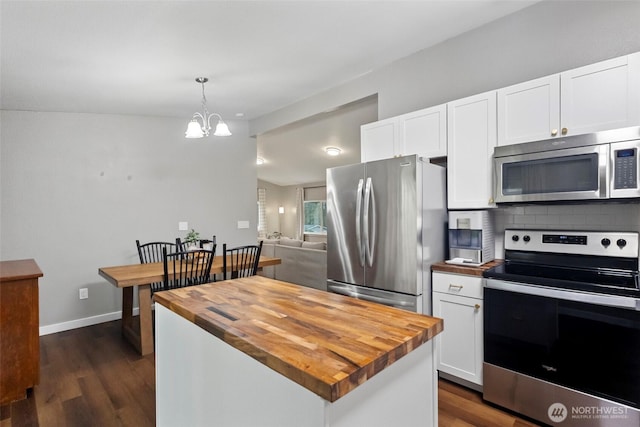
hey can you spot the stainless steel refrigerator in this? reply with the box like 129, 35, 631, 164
326, 155, 446, 314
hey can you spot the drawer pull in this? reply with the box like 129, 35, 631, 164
449, 284, 463, 290
474, 304, 481, 309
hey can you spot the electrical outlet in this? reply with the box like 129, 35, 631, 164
79, 288, 88, 300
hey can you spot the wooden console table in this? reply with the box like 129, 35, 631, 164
0, 259, 43, 405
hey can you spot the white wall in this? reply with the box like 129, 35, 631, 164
493, 203, 640, 257
250, 1, 640, 135
258, 179, 285, 237
248, 0, 640, 260
0, 111, 257, 329
278, 185, 299, 238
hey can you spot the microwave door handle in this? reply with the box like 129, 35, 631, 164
355, 178, 365, 267
601, 143, 609, 198
363, 177, 375, 267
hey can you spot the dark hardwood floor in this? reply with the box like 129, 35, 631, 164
1, 320, 540, 427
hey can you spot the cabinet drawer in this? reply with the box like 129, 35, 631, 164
432, 271, 483, 299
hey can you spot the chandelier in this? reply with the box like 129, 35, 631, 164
185, 77, 232, 138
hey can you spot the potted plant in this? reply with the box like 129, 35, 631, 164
183, 229, 200, 250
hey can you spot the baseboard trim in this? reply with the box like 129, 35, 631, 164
39, 307, 140, 336
438, 371, 483, 392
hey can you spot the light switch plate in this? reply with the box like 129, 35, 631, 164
178, 221, 189, 231
79, 288, 88, 300
237, 220, 250, 229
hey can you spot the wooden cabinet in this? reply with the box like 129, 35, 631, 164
361, 104, 447, 162
432, 271, 483, 388
0, 259, 42, 405
446, 91, 497, 209
498, 52, 640, 146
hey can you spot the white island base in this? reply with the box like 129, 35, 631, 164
156, 304, 438, 427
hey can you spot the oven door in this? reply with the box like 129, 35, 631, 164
494, 144, 609, 203
484, 279, 640, 409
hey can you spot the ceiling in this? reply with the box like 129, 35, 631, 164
1, 0, 538, 185
257, 95, 378, 186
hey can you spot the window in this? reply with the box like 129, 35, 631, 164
303, 200, 326, 234
257, 188, 267, 238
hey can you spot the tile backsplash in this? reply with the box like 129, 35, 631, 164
492, 202, 640, 257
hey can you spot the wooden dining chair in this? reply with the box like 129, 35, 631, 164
222, 241, 263, 280
136, 240, 178, 294
162, 248, 215, 291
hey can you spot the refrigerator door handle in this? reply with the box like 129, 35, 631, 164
363, 177, 376, 267
355, 178, 365, 267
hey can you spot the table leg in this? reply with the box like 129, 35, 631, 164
121, 285, 154, 355
122, 286, 134, 333
137, 285, 153, 355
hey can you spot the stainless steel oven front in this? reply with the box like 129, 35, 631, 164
483, 229, 640, 426
484, 280, 639, 427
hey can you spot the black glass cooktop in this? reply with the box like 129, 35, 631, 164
484, 252, 639, 298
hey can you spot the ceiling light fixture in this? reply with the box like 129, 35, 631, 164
185, 77, 232, 138
325, 147, 342, 156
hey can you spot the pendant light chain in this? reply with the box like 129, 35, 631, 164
200, 81, 208, 115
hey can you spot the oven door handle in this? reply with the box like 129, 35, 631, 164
485, 279, 640, 311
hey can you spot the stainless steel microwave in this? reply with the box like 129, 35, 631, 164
494, 126, 640, 203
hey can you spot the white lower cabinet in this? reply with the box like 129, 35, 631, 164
432, 271, 483, 388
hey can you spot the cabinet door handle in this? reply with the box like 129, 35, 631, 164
561, 127, 568, 135
449, 284, 463, 290
551, 128, 558, 136
474, 304, 481, 309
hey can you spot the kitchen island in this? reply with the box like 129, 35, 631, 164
153, 276, 443, 427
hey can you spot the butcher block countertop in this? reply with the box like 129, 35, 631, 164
431, 259, 503, 277
153, 275, 443, 402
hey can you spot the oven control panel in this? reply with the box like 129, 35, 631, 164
505, 229, 639, 258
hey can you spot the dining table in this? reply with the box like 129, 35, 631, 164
98, 255, 281, 355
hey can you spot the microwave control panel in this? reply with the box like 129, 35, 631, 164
613, 147, 637, 189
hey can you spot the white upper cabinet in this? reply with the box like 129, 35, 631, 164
498, 52, 640, 146
360, 118, 397, 163
361, 104, 447, 163
447, 91, 497, 209
497, 75, 560, 145
399, 104, 447, 159
561, 52, 640, 136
